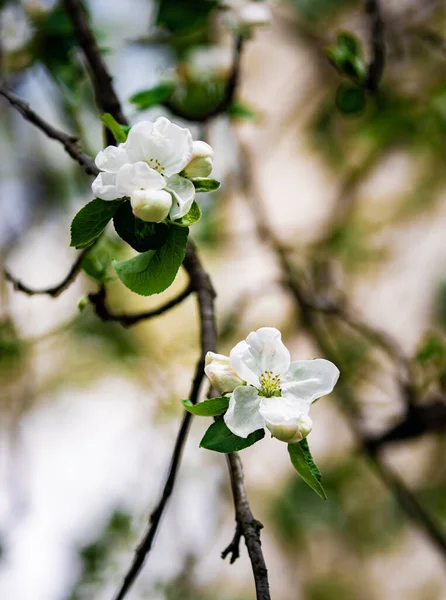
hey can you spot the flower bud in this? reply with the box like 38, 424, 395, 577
266, 414, 313, 444
238, 2, 272, 28
184, 141, 214, 178
130, 189, 172, 223
204, 352, 244, 393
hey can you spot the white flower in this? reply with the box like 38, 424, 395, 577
91, 117, 212, 222
205, 352, 244, 393
224, 1, 271, 33
1, 5, 33, 52
184, 45, 233, 81
184, 141, 214, 178
205, 327, 339, 443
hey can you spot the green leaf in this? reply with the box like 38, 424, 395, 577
113, 201, 169, 251
335, 83, 366, 116
182, 397, 230, 416
337, 32, 360, 55
325, 32, 366, 82
100, 113, 128, 143
130, 81, 176, 110
174, 201, 202, 227
288, 439, 327, 500
200, 416, 264, 453
228, 100, 259, 121
191, 178, 221, 193
113, 225, 189, 296
70, 199, 124, 249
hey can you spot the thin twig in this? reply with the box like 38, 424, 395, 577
88, 283, 194, 327
0, 84, 98, 175
365, 0, 386, 91
62, 0, 127, 127
4, 245, 93, 298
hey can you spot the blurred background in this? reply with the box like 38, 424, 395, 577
0, 0, 445, 598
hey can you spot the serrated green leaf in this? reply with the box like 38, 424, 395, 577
336, 83, 366, 116
191, 178, 221, 193
130, 81, 176, 110
182, 397, 230, 416
100, 113, 128, 143
288, 440, 327, 500
200, 416, 264, 453
113, 225, 189, 296
174, 201, 202, 227
113, 201, 169, 251
70, 199, 124, 249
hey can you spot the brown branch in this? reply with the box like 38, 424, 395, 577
112, 241, 271, 600
164, 35, 244, 122
365, 0, 386, 91
62, 0, 127, 127
4, 245, 94, 298
88, 282, 194, 327
0, 83, 98, 175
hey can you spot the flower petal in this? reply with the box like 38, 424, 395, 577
230, 327, 290, 386
95, 144, 129, 173
115, 162, 166, 197
92, 172, 120, 200
259, 396, 313, 443
281, 359, 340, 405
204, 352, 244, 393
125, 117, 193, 177
130, 189, 172, 223
224, 385, 265, 438
166, 174, 195, 220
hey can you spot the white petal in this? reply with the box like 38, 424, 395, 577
125, 117, 193, 177
259, 396, 313, 444
230, 327, 290, 386
184, 156, 213, 178
92, 172, 120, 200
166, 175, 195, 220
281, 359, 340, 405
224, 386, 265, 438
95, 144, 129, 173
115, 162, 166, 197
190, 140, 214, 160
130, 189, 172, 223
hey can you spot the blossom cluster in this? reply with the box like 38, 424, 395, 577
92, 117, 213, 223
205, 327, 339, 443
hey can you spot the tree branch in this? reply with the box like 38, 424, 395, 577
365, 0, 386, 91
0, 83, 98, 175
62, 0, 128, 127
88, 282, 194, 327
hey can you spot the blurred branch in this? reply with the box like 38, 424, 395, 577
0, 83, 98, 175
88, 283, 194, 327
164, 35, 244, 122
4, 245, 94, 298
62, 0, 128, 127
365, 0, 386, 91
240, 145, 446, 558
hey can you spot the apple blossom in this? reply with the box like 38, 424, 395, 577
91, 117, 214, 222
204, 327, 339, 443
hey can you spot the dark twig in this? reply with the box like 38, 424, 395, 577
221, 522, 243, 564
365, 0, 386, 91
0, 84, 98, 175
165, 35, 244, 122
4, 245, 93, 298
113, 241, 271, 600
62, 0, 127, 127
88, 283, 194, 327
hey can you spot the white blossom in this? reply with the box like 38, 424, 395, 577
92, 117, 213, 222
205, 327, 339, 443
223, 0, 271, 33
